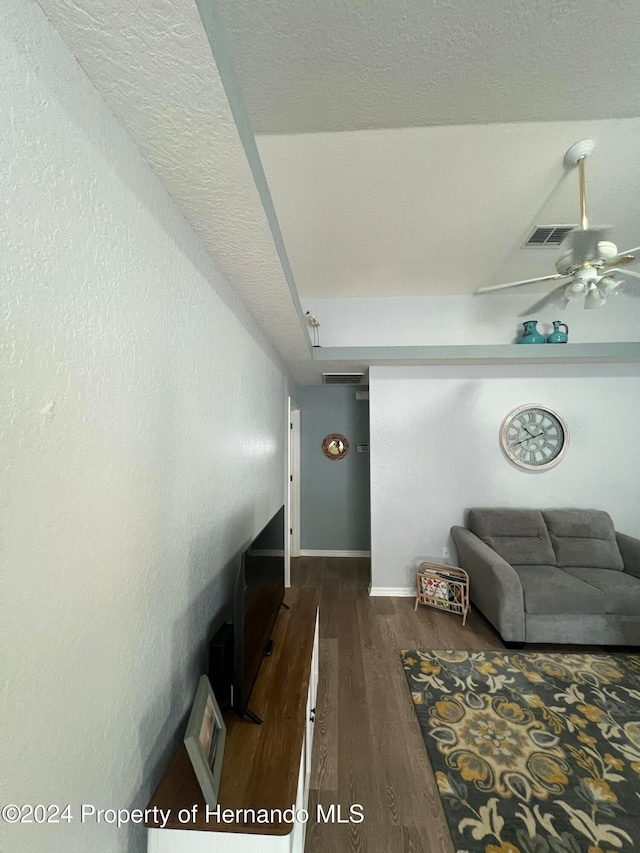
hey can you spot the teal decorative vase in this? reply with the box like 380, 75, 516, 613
547, 321, 569, 344
516, 320, 546, 344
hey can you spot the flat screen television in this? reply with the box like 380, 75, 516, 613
232, 505, 285, 721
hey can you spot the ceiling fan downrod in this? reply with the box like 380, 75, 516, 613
578, 156, 588, 231
563, 137, 595, 233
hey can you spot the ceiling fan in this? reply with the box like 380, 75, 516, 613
478, 139, 640, 309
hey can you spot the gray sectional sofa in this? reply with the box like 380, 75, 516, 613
451, 509, 640, 646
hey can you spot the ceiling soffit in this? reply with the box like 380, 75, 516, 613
37, 0, 314, 380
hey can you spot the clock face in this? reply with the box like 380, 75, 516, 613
500, 405, 568, 470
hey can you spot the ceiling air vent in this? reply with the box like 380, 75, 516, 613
523, 226, 577, 248
322, 373, 364, 385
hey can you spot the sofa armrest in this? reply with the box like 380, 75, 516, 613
451, 526, 525, 642
616, 532, 640, 579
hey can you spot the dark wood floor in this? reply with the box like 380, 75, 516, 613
291, 555, 505, 853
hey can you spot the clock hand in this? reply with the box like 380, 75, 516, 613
510, 431, 544, 447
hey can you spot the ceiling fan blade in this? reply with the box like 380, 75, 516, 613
519, 283, 569, 316
478, 273, 571, 294
611, 245, 640, 260
603, 254, 635, 267
616, 280, 640, 298
561, 226, 611, 262
606, 267, 640, 281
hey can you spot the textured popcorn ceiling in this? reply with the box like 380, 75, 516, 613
216, 0, 640, 134
37, 0, 318, 382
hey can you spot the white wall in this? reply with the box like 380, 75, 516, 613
369, 364, 640, 591
2, 3, 292, 852
304, 294, 640, 347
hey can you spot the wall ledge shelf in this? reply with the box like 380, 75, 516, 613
311, 342, 640, 366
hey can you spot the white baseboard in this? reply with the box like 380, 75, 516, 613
370, 586, 415, 597
299, 549, 371, 558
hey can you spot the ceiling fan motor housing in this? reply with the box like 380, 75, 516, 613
555, 240, 618, 275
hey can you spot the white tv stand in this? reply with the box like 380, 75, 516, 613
146, 589, 319, 853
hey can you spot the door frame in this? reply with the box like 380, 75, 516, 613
286, 397, 301, 585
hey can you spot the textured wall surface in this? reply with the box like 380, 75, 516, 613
1, 3, 291, 851
369, 365, 640, 590
303, 294, 640, 347
298, 386, 370, 552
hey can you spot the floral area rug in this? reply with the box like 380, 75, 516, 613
402, 650, 640, 853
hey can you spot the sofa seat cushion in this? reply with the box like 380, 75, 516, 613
561, 567, 640, 616
468, 509, 556, 566
542, 509, 624, 570
513, 565, 605, 615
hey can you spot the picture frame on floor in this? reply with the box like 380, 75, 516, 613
184, 675, 226, 807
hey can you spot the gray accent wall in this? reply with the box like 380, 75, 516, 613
298, 386, 370, 552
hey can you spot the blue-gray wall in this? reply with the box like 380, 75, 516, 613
298, 385, 370, 552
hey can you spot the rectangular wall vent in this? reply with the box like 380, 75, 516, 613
322, 373, 364, 385
524, 225, 577, 247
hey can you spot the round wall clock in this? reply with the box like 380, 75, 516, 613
500, 405, 569, 470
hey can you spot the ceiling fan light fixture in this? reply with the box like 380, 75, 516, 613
584, 283, 608, 309
597, 276, 620, 297
565, 279, 588, 300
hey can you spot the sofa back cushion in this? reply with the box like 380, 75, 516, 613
467, 509, 556, 566
541, 509, 624, 570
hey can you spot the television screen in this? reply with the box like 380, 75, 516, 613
233, 505, 285, 717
